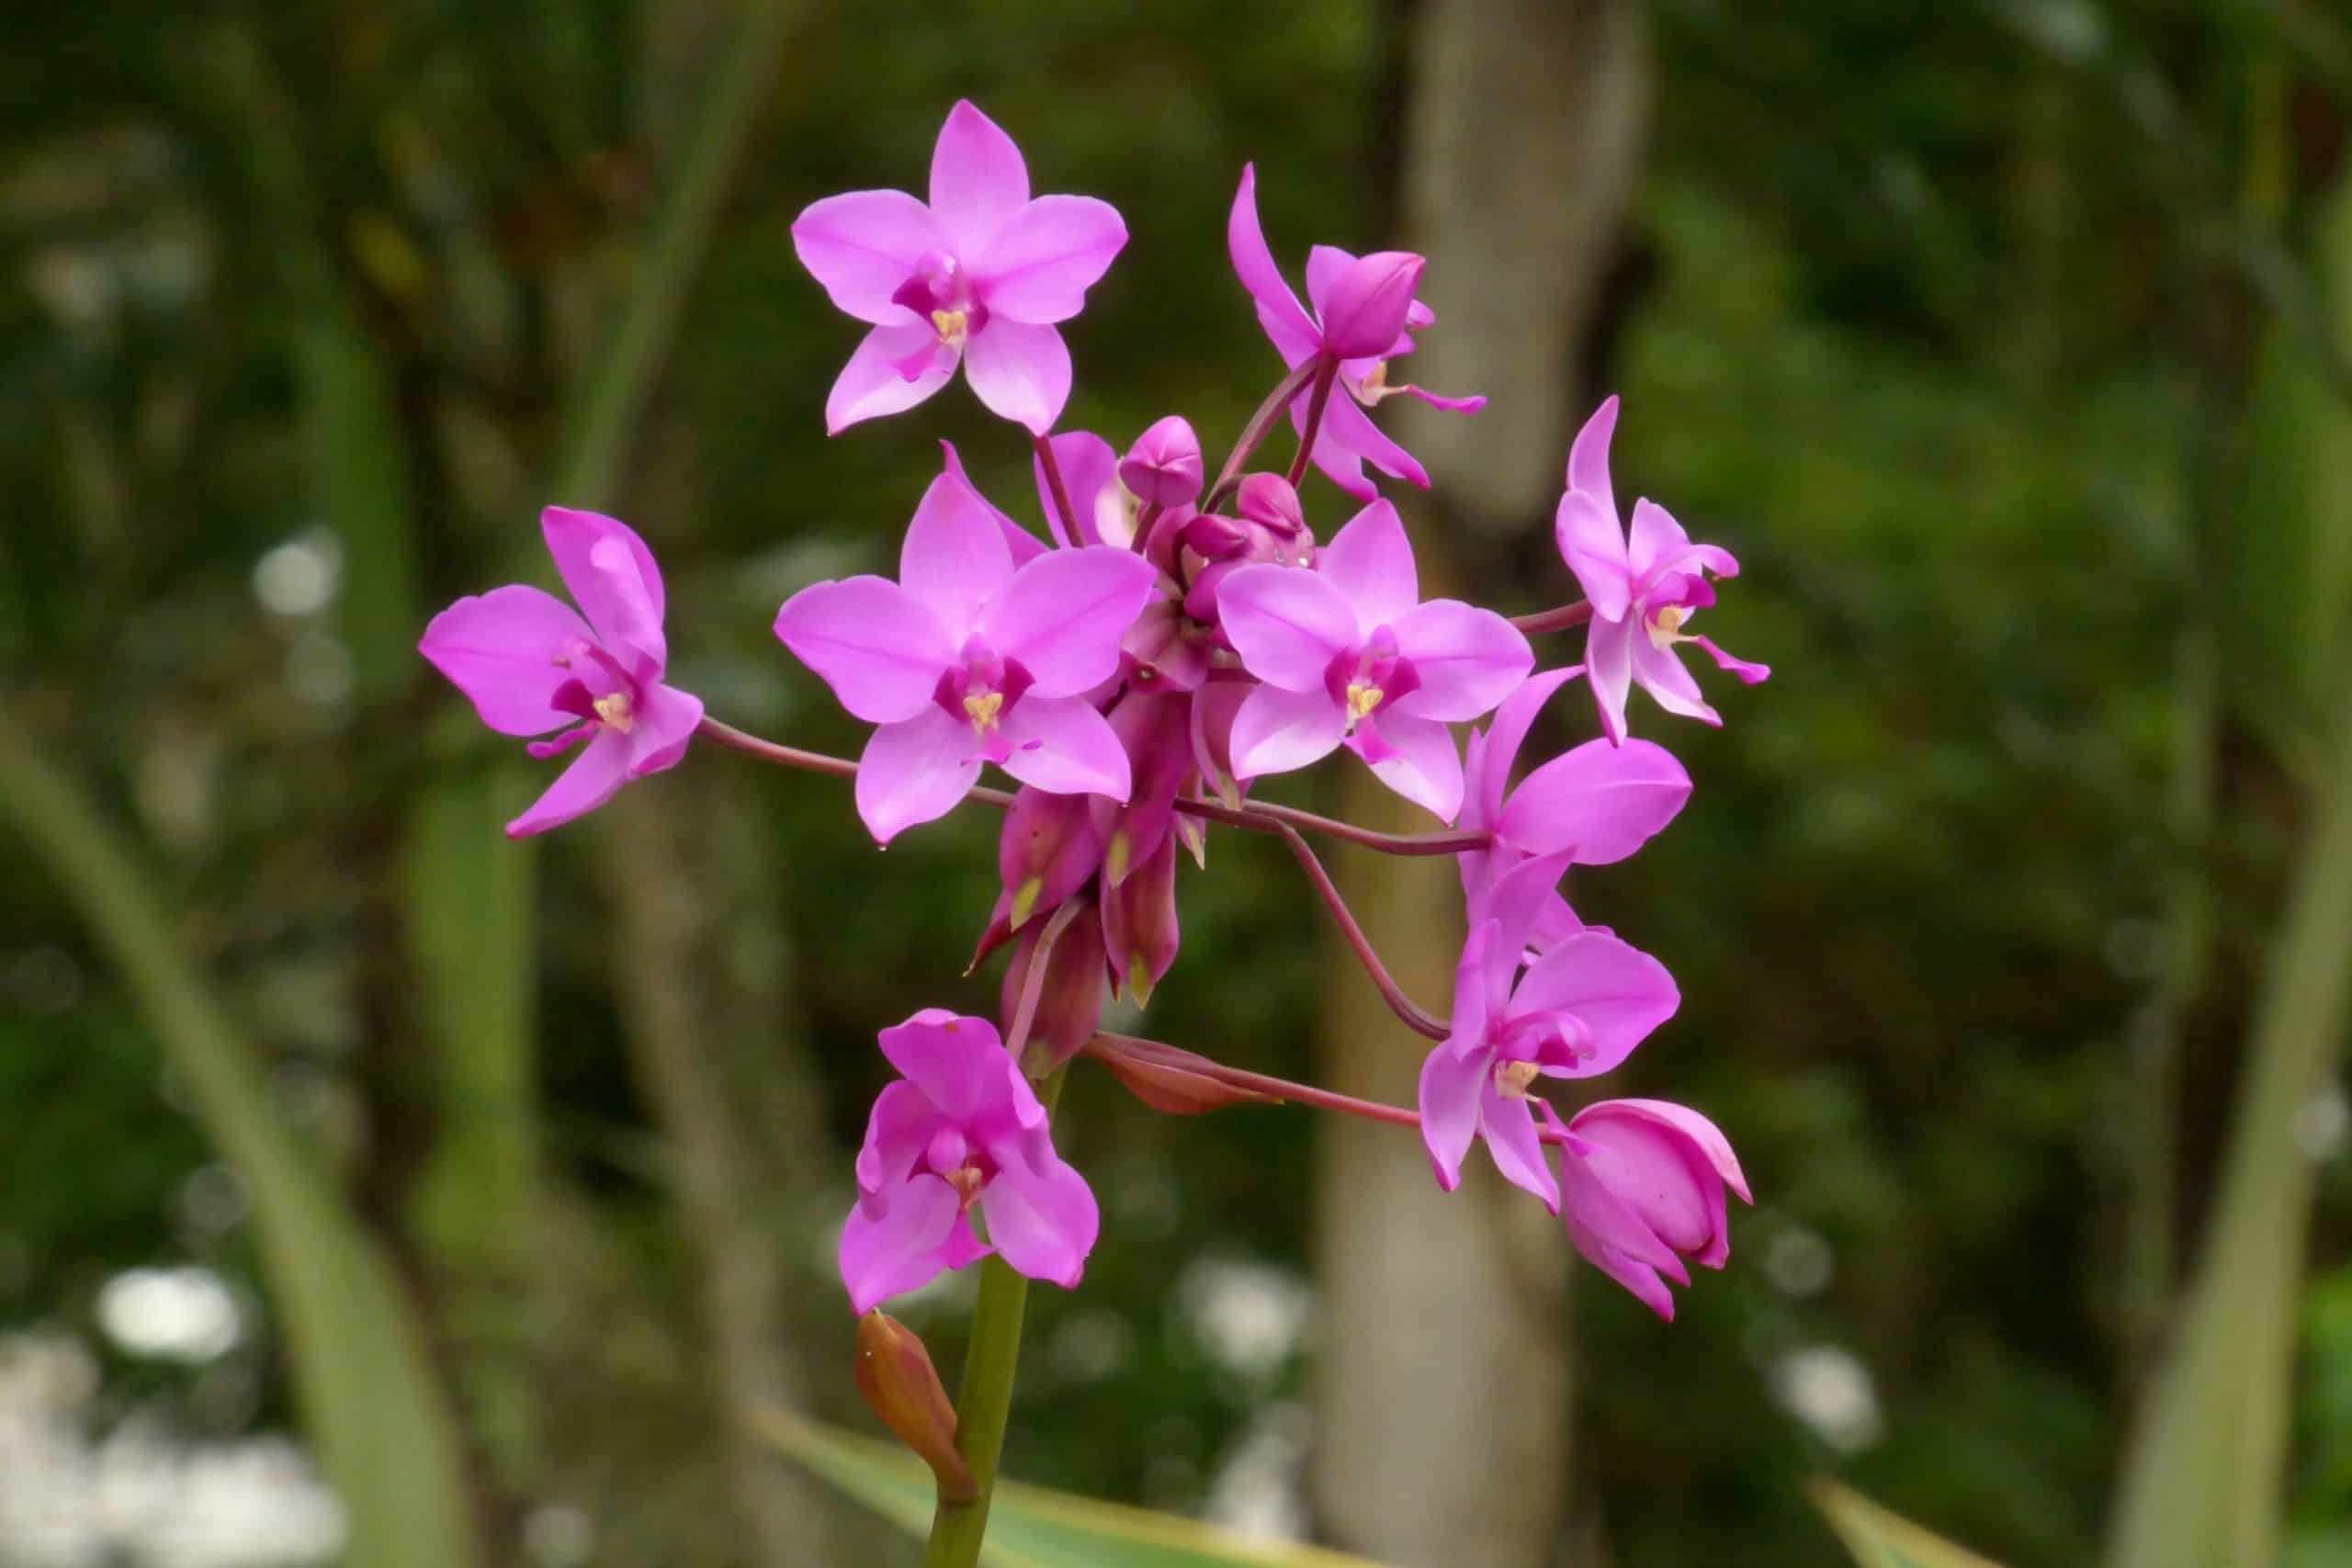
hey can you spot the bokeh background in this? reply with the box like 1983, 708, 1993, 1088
5, 2, 2351, 1565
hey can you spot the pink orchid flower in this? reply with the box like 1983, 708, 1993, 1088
1548, 1097, 1750, 1321
1459, 666, 1692, 952
1217, 498, 1531, 821
1419, 855, 1679, 1211
1555, 397, 1770, 743
793, 101, 1127, 435
1226, 164, 1483, 500
841, 1010, 1100, 1314
773, 462, 1157, 844
419, 508, 702, 837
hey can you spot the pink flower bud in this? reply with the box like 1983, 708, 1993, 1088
1001, 908, 1109, 1073
1101, 833, 1181, 1005
1234, 473, 1306, 540
1092, 691, 1193, 883
1119, 416, 1204, 506
1091, 1040, 1275, 1116
996, 787, 1105, 931
1180, 512, 1252, 560
1555, 1099, 1750, 1320
1317, 250, 1426, 360
854, 1311, 976, 1503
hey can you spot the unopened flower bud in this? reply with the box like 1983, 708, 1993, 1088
854, 1311, 977, 1503
1120, 598, 1209, 691
1093, 690, 1193, 883
1101, 833, 1180, 1005
1092, 1041, 1276, 1116
1180, 511, 1251, 560
1001, 907, 1108, 1073
1555, 1099, 1751, 1321
1234, 473, 1306, 540
1120, 416, 1204, 506
1318, 250, 1426, 360
998, 787, 1104, 931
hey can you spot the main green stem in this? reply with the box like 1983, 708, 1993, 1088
922, 1063, 1069, 1567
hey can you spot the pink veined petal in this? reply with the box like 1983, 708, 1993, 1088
877, 1009, 1005, 1124
901, 465, 1019, 637
624, 682, 703, 776
542, 508, 667, 677
1480, 852, 1576, 978
1508, 931, 1679, 1077
1559, 1143, 1686, 1322
929, 100, 1031, 254
1226, 164, 1321, 364
994, 697, 1133, 800
1034, 430, 1125, 547
1477, 1080, 1561, 1213
1216, 565, 1360, 691
855, 707, 984, 845
826, 319, 958, 434
1687, 634, 1770, 684
1301, 243, 1357, 323
419, 585, 595, 735
840, 1175, 968, 1315
790, 189, 947, 323
978, 1150, 1100, 1289
1629, 634, 1722, 726
1449, 919, 1496, 1043
1554, 490, 1632, 624
1351, 712, 1464, 823
506, 726, 631, 838
1498, 737, 1691, 864
1315, 499, 1419, 627
1577, 1097, 1752, 1207
1571, 1103, 1733, 1267
1303, 390, 1429, 497
854, 1078, 944, 1195
981, 547, 1159, 696
962, 318, 1071, 435
1228, 684, 1347, 780
1585, 612, 1635, 746
1385, 601, 1532, 722
775, 575, 957, 723
1417, 1038, 1488, 1191
942, 439, 1049, 568
1626, 498, 1699, 583
1478, 666, 1585, 822
978, 195, 1128, 324
1566, 395, 1619, 523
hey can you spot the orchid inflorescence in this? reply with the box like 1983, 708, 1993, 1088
419, 100, 1767, 1337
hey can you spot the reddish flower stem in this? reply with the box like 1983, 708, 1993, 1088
1284, 357, 1340, 489
1089, 1032, 1576, 1145
1030, 432, 1080, 549
1204, 358, 1319, 513
1131, 500, 1162, 556
1266, 820, 1450, 1040
1510, 600, 1594, 635
694, 717, 1478, 855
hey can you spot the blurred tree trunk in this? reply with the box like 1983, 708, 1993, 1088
1310, 5, 1651, 1566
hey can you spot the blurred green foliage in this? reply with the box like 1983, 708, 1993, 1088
2, 2, 2349, 1565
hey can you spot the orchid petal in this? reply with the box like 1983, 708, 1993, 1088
1478, 1082, 1561, 1213
1560, 1142, 1686, 1321
775, 575, 957, 723
1478, 665, 1583, 823
982, 547, 1158, 697
840, 1175, 967, 1315
1301, 389, 1428, 497
1577, 1097, 1753, 1207
1228, 684, 1347, 780
1035, 431, 1126, 547
1498, 738, 1690, 864
1629, 635, 1722, 726
790, 189, 947, 323
854, 1078, 941, 1195
1351, 712, 1463, 822
1226, 165, 1320, 364
877, 1008, 1006, 1124
1480, 851, 1576, 975
963, 318, 1071, 435
506, 726, 631, 838
1385, 601, 1532, 721
1417, 1036, 1487, 1191
1216, 565, 1359, 691
1315, 499, 1419, 627
826, 319, 958, 434
1571, 1101, 1735, 1266
1554, 490, 1632, 624
542, 508, 666, 676
1688, 634, 1770, 684
419, 585, 595, 735
978, 196, 1127, 324
624, 683, 703, 776
979, 1152, 1099, 1288
1302, 243, 1357, 321
1585, 612, 1635, 746
1566, 395, 1619, 522
856, 707, 984, 844
943, 439, 1049, 567
1509, 931, 1678, 1077
995, 697, 1133, 800
901, 467, 1018, 637
929, 100, 1030, 254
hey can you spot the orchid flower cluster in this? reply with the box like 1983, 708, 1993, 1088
419, 102, 1767, 1339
